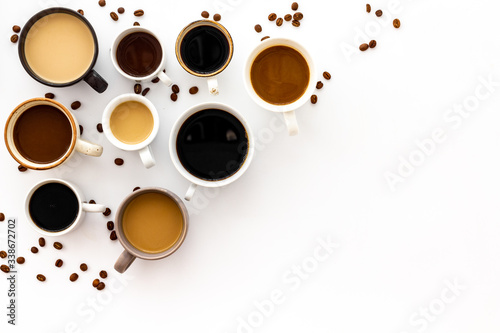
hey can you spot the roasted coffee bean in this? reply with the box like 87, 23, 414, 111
292, 19, 300, 27
311, 95, 318, 104
99, 270, 108, 279
79, 125, 83, 136
189, 86, 199, 95
293, 12, 303, 20
13, 25, 21, 33
134, 83, 142, 94
292, 2, 299, 10
89, 200, 96, 204
142, 88, 150, 96
80, 263, 88, 271
18, 165, 27, 172
133, 186, 141, 192
71, 101, 81, 110
0, 213, 4, 221
114, 158, 124, 166
55, 259, 63, 267
70, 273, 79, 282
213, 13, 221, 21
261, 36, 270, 41
103, 208, 111, 216
268, 13, 277, 21
11, 34, 18, 43
98, 0, 106, 7
36, 274, 46, 282
110, 12, 118, 21
54, 242, 63, 250
118, 7, 125, 14
284, 14, 292, 21
201, 11, 209, 18
97, 123, 103, 133
107, 221, 114, 231
172, 84, 180, 94
323, 72, 331, 81
31, 247, 38, 254
375, 9, 383, 17
133, 21, 140, 26
39, 237, 46, 247
110, 231, 117, 241
393, 18, 401, 28
366, 4, 371, 13
316, 81, 324, 89
92, 279, 100, 288
97, 282, 105, 290
151, 77, 160, 83
134, 9, 144, 16
369, 40, 377, 48
16, 257, 25, 264
359, 43, 369, 51
45, 92, 55, 99
254, 24, 262, 33
1, 265, 10, 273
276, 18, 283, 26
0, 251, 6, 259
170, 93, 178, 102
78, 9, 84, 15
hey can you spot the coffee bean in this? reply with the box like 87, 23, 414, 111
133, 186, 141, 192
89, 200, 96, 204
170, 93, 178, 102
172, 84, 180, 94
189, 86, 199, 95
254, 24, 262, 33
78, 9, 84, 15
292, 2, 299, 10
31, 247, 38, 254
97, 282, 105, 290
393, 18, 401, 28
276, 18, 283, 26
284, 14, 292, 21
99, 270, 108, 279
311, 95, 318, 104
79, 125, 83, 136
12, 25, 21, 33
55, 259, 63, 267
201, 11, 209, 18
261, 36, 270, 41
103, 208, 111, 217
1, 265, 10, 273
152, 77, 160, 83
98, 0, 106, 7
134, 83, 142, 94
97, 123, 103, 133
369, 40, 377, 48
18, 165, 27, 172
141, 87, 150, 97
268, 13, 277, 21
316, 81, 324, 89
45, 92, 55, 99
118, 7, 125, 14
293, 12, 303, 20
39, 237, 46, 247
71, 101, 81, 110
0, 213, 4, 221
0, 251, 6, 259
92, 279, 100, 288
70, 273, 79, 282
110, 12, 118, 21
80, 263, 88, 271
134, 9, 144, 16
11, 34, 18, 43
213, 14, 221, 21
359, 43, 369, 51
16, 257, 25, 264
133, 21, 140, 26
107, 221, 114, 231
292, 19, 300, 27
323, 71, 331, 80
54, 242, 63, 250
375, 9, 383, 17
37, 274, 46, 282
114, 158, 124, 166
110, 231, 117, 241
366, 4, 371, 13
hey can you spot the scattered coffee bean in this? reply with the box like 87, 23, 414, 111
293, 12, 303, 20
80, 263, 88, 271
268, 13, 277, 21
45, 92, 55, 99
142, 88, 150, 96
31, 247, 38, 254
213, 13, 221, 21
316, 81, 324, 89
172, 84, 180, 94
133, 21, 140, 26
103, 208, 111, 216
189, 86, 199, 95
134, 83, 142, 94
393, 18, 401, 28
284, 14, 292, 21
79, 125, 83, 136
98, 0, 106, 7
261, 36, 270, 41
323, 71, 332, 80
110, 12, 118, 21
369, 40, 377, 48
366, 4, 371, 13
311, 95, 318, 104
107, 221, 114, 231
0, 251, 6, 259
16, 257, 25, 264
12, 25, 21, 33
2, 265, 11, 273
77, 9, 84, 15
55, 259, 63, 267
114, 158, 124, 166
276, 18, 283, 26
151, 77, 160, 83
110, 231, 117, 241
292, 2, 299, 11
134, 9, 144, 17
36, 274, 46, 281
133, 186, 141, 192
71, 101, 81, 110
89, 200, 96, 204
171, 93, 178, 102
359, 43, 369, 51
97, 123, 103, 133
54, 242, 63, 250
92, 279, 100, 288
292, 19, 300, 27
70, 273, 79, 282
201, 11, 209, 18
118, 7, 125, 14
97, 282, 105, 290
11, 34, 18, 43
39, 237, 46, 247
0, 213, 4, 221
255, 24, 262, 33
18, 165, 27, 172
375, 9, 383, 17
99, 270, 108, 279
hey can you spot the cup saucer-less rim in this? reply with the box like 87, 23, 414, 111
18, 7, 99, 87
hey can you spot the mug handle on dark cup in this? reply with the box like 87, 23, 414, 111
84, 69, 108, 93
114, 250, 136, 273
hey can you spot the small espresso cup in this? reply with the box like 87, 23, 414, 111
102, 94, 160, 169
4, 98, 103, 170
244, 38, 317, 136
175, 20, 234, 96
25, 179, 106, 237
110, 27, 172, 86
114, 188, 189, 273
169, 102, 254, 201
18, 7, 108, 93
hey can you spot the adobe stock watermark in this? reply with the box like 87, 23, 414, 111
385, 73, 499, 191
211, 0, 244, 15
234, 235, 339, 333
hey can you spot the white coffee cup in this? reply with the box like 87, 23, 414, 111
102, 94, 159, 169
243, 38, 317, 136
25, 179, 106, 237
110, 27, 172, 86
169, 102, 254, 201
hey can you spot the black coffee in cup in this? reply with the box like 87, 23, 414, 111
29, 183, 79, 232
176, 109, 248, 181
116, 32, 163, 77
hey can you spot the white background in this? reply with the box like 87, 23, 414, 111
1, 0, 500, 332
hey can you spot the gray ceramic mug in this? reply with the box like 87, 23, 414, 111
114, 187, 189, 273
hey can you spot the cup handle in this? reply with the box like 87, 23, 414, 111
158, 71, 173, 87
81, 203, 107, 213
75, 138, 103, 157
208, 77, 219, 96
139, 145, 156, 169
114, 250, 136, 274
185, 183, 197, 201
83, 69, 108, 93
283, 110, 299, 136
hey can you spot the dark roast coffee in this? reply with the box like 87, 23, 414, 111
116, 32, 162, 77
29, 183, 79, 232
180, 25, 230, 74
176, 109, 248, 181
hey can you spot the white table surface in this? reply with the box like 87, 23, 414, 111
1, 0, 500, 332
